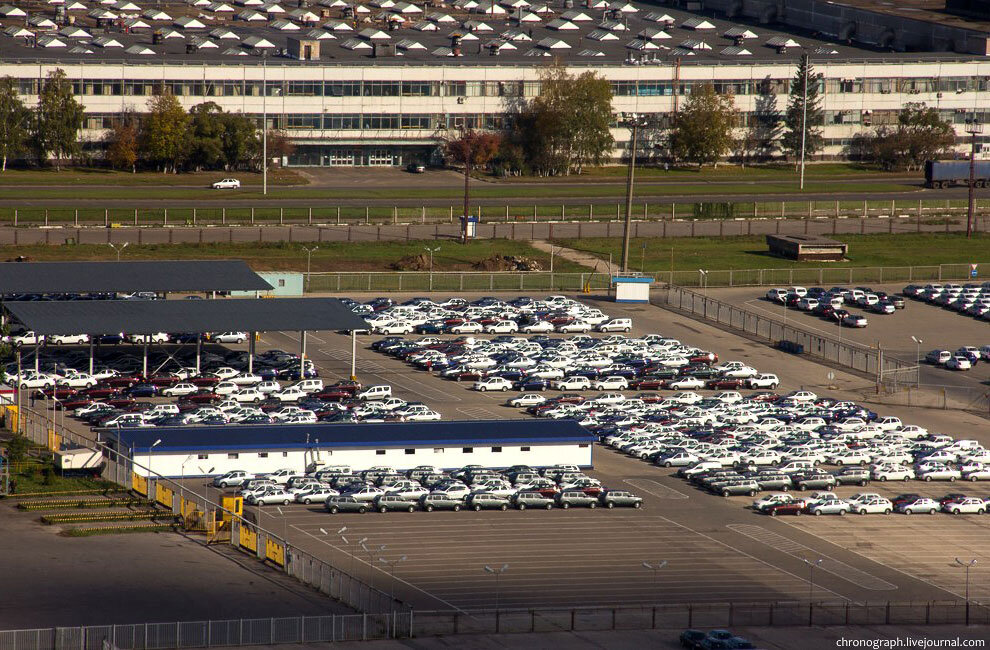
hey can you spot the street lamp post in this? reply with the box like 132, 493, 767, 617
179, 454, 196, 512
965, 121, 983, 239
804, 557, 823, 602
262, 54, 267, 196
911, 336, 923, 363
377, 554, 407, 604
698, 269, 709, 296
424, 245, 440, 291
483, 563, 509, 611
361, 542, 386, 589
641, 560, 667, 605
319, 526, 348, 568
275, 506, 288, 542
148, 438, 162, 480
302, 246, 319, 290
620, 114, 647, 273
108, 241, 129, 262
799, 54, 810, 191
955, 557, 978, 625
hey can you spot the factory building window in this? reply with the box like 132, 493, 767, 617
405, 449, 416, 455
520, 447, 530, 452
579, 444, 589, 448
492, 447, 502, 453
197, 454, 208, 460
462, 447, 474, 454
376, 449, 386, 455
434, 448, 444, 453
258, 452, 268, 458
228, 453, 239, 459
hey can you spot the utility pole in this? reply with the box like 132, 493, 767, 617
966, 121, 983, 238
621, 114, 643, 273
262, 54, 268, 196
799, 54, 810, 191
302, 246, 318, 290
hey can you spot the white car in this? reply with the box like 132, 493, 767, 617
828, 450, 872, 466
214, 381, 239, 396
784, 390, 818, 402
15, 371, 55, 389
56, 373, 98, 389
485, 320, 519, 333
257, 380, 281, 394
666, 377, 705, 390
553, 376, 591, 391
964, 467, 990, 481
231, 388, 266, 403
943, 498, 986, 515
374, 321, 414, 335
945, 356, 972, 371
807, 499, 850, 516
163, 383, 199, 397
720, 366, 758, 379
403, 409, 442, 422
212, 178, 241, 189
272, 386, 307, 402
848, 497, 893, 515
356, 385, 392, 400
230, 373, 263, 386
295, 486, 340, 505
128, 332, 170, 344
918, 465, 962, 482
212, 332, 248, 344
473, 377, 513, 392
593, 376, 629, 391
450, 322, 484, 334
896, 497, 940, 515
556, 321, 592, 334
752, 493, 799, 511
49, 334, 90, 345
872, 465, 915, 482
6, 331, 44, 346
246, 488, 294, 506
521, 321, 555, 334
508, 393, 546, 407
746, 374, 780, 389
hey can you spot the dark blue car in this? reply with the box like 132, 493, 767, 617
124, 383, 160, 397
513, 378, 549, 391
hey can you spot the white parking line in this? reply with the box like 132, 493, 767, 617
291, 525, 468, 613
726, 524, 897, 591
624, 478, 689, 500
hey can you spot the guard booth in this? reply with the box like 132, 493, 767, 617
459, 215, 479, 238
613, 275, 652, 303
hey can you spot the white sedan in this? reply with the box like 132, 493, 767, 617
162, 382, 199, 397
450, 322, 484, 334
295, 487, 340, 505
56, 373, 98, 389
553, 376, 591, 391
231, 388, 266, 403
945, 356, 973, 371
212, 178, 241, 189
828, 450, 872, 466
964, 467, 990, 481
272, 387, 307, 402
666, 377, 706, 390
720, 366, 759, 379
872, 465, 915, 482
473, 377, 513, 392
485, 321, 519, 333
508, 393, 546, 407
128, 332, 170, 344
556, 321, 592, 334
49, 334, 90, 345
918, 465, 962, 482
15, 371, 55, 389
214, 381, 239, 396
521, 321, 555, 334
373, 321, 414, 335
848, 497, 893, 515
943, 498, 986, 515
404, 409, 442, 422
212, 332, 248, 344
593, 376, 629, 391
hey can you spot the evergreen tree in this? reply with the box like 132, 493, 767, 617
748, 76, 783, 161
32, 69, 84, 170
781, 55, 824, 164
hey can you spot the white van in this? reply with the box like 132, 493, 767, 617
357, 385, 392, 401
596, 318, 632, 333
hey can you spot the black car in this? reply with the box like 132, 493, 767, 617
512, 378, 550, 391
680, 629, 707, 649
123, 383, 160, 398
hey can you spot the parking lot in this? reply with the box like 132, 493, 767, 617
19, 291, 990, 614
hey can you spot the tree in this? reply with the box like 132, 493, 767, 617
444, 129, 501, 243
103, 112, 139, 172
847, 103, 954, 171
741, 76, 783, 163
141, 91, 190, 173
256, 128, 295, 171
0, 76, 29, 172
32, 69, 84, 170
220, 112, 260, 170
186, 102, 225, 171
782, 55, 824, 164
668, 83, 738, 168
511, 61, 614, 176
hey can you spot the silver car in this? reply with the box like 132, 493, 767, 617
807, 498, 850, 516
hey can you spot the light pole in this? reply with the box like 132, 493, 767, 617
319, 526, 348, 568
965, 120, 983, 239
424, 245, 440, 291
302, 246, 318, 290
148, 438, 162, 479
804, 557, 823, 602
641, 560, 667, 605
378, 554, 407, 604
799, 54, 810, 191
262, 53, 268, 196
108, 241, 129, 262
698, 269, 709, 296
620, 113, 647, 273
361, 541, 386, 589
955, 557, 977, 625
911, 336, 923, 363
179, 454, 195, 510
483, 563, 509, 611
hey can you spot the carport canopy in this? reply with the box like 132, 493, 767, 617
0, 260, 271, 294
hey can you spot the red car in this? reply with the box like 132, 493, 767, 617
327, 380, 362, 395
630, 377, 666, 390
60, 397, 93, 411
313, 388, 353, 401
34, 387, 79, 400
706, 378, 745, 390
182, 390, 220, 404
148, 373, 182, 387
106, 375, 142, 389
636, 393, 666, 403
80, 385, 121, 399
688, 352, 718, 364
452, 370, 486, 382
190, 375, 221, 387
764, 500, 808, 517
106, 397, 137, 409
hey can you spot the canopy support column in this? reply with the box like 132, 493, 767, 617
195, 336, 202, 375
142, 342, 148, 379
350, 330, 357, 381
88, 339, 94, 375
299, 331, 307, 380
33, 340, 39, 372
248, 332, 255, 375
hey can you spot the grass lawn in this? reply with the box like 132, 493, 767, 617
3, 240, 589, 273
492, 162, 913, 183
553, 233, 990, 273
0, 168, 305, 187
0, 180, 916, 203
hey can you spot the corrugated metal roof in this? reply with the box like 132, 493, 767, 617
110, 419, 595, 452
5, 297, 367, 335
0, 260, 271, 294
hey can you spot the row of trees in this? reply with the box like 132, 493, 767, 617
0, 69, 289, 173
847, 103, 955, 170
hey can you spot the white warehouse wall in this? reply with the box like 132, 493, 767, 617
134, 441, 594, 478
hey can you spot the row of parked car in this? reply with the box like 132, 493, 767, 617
1, 330, 249, 348
371, 332, 780, 396
750, 491, 990, 516
924, 346, 988, 372
903, 281, 990, 321
211, 463, 644, 514
765, 285, 905, 328
344, 295, 632, 336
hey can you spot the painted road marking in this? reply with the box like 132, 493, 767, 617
624, 478, 689, 500
726, 524, 897, 591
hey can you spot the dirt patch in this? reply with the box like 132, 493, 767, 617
473, 254, 543, 272
390, 253, 432, 271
